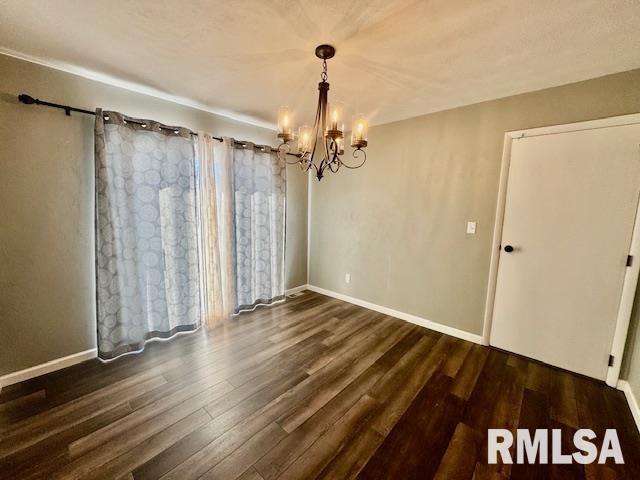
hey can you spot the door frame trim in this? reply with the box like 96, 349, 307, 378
481, 113, 640, 387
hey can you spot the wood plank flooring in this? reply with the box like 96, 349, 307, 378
1, 291, 639, 479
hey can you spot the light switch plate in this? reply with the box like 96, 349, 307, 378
345, 273, 351, 284
466, 221, 477, 234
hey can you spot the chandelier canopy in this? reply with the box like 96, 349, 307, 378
276, 45, 369, 181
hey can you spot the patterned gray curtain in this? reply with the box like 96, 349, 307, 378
95, 110, 200, 360
215, 141, 286, 312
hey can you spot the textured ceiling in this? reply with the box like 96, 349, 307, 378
1, 0, 639, 129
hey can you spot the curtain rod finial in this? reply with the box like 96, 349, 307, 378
18, 94, 36, 105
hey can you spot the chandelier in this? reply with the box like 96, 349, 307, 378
276, 45, 369, 181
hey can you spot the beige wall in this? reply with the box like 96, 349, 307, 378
285, 172, 308, 290
309, 69, 640, 352
0, 54, 307, 376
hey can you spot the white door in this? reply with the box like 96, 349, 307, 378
490, 122, 640, 380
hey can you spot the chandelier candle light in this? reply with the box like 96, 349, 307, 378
276, 45, 368, 180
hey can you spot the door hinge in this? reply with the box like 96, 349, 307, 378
627, 255, 633, 267
608, 354, 615, 367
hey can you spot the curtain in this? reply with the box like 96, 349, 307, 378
95, 110, 201, 360
232, 142, 286, 311
196, 136, 286, 317
195, 136, 235, 326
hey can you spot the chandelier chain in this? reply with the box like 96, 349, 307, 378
321, 59, 328, 82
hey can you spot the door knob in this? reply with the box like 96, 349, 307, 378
504, 245, 514, 253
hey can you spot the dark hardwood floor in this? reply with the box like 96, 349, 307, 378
1, 291, 639, 479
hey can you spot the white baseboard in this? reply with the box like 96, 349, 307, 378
617, 380, 640, 434
286, 284, 310, 295
306, 284, 483, 344
0, 348, 97, 389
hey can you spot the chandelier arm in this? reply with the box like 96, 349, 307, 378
322, 136, 332, 170
331, 139, 341, 164
306, 84, 324, 170
308, 157, 319, 174
317, 156, 328, 179
277, 142, 304, 165
327, 137, 336, 157
333, 152, 342, 172
325, 138, 340, 173
319, 86, 334, 172
340, 147, 367, 169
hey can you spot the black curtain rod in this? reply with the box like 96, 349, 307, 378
18, 94, 276, 150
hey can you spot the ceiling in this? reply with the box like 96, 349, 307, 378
1, 0, 639, 129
